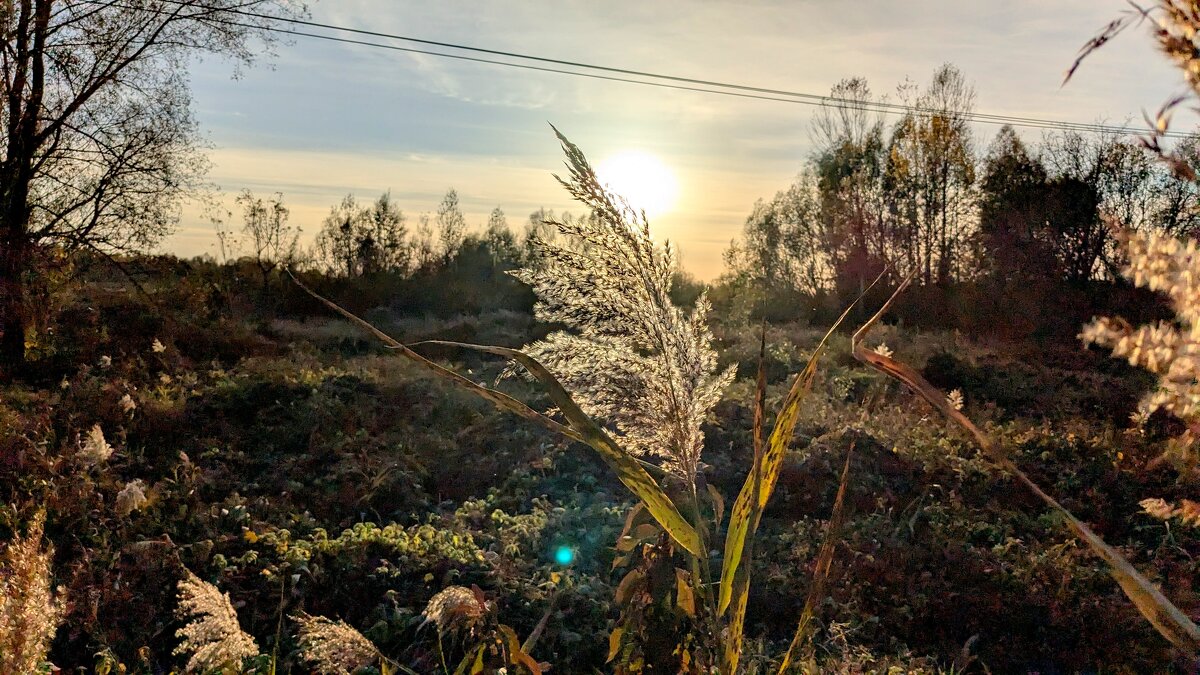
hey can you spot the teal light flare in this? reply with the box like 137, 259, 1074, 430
554, 545, 575, 566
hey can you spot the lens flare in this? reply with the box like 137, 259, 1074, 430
554, 545, 575, 566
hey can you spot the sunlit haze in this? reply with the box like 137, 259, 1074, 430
596, 151, 680, 218
165, 0, 1200, 279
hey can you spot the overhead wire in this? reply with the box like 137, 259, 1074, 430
90, 0, 1196, 139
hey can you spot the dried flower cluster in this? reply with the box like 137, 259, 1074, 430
1141, 497, 1200, 526
294, 612, 380, 674
116, 480, 148, 517
423, 585, 485, 634
79, 424, 114, 465
514, 130, 735, 483
947, 389, 965, 411
0, 512, 64, 675
174, 570, 259, 672
1080, 230, 1200, 425
1082, 228, 1200, 523
1154, 2, 1200, 97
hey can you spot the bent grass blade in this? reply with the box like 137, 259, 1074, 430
852, 275, 1200, 658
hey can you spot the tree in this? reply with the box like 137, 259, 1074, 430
810, 77, 890, 294
1148, 135, 1200, 238
978, 126, 1057, 284
312, 192, 410, 277
1042, 130, 1153, 281
236, 190, 297, 292
483, 206, 519, 264
0, 0, 305, 371
885, 64, 978, 285
436, 188, 466, 262
726, 170, 827, 297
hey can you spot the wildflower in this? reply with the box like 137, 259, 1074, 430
119, 393, 137, 415
1082, 229, 1200, 434
1178, 499, 1200, 526
151, 338, 166, 354
423, 586, 485, 634
0, 512, 64, 674
58, 377, 69, 390
947, 389, 965, 411
1141, 497, 1200, 528
873, 342, 893, 358
98, 355, 111, 369
115, 480, 148, 517
78, 424, 114, 466
159, 373, 172, 385
294, 613, 380, 674
1140, 497, 1176, 521
512, 130, 735, 484
174, 571, 259, 672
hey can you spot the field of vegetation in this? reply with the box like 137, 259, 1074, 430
10, 1, 1200, 673
3, 145, 1200, 672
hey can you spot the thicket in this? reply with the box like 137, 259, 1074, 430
719, 65, 1199, 341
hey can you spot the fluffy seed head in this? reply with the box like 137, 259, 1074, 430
423, 585, 485, 634
174, 570, 258, 672
115, 480, 148, 517
512, 130, 735, 484
0, 512, 64, 675
294, 612, 379, 674
79, 424, 114, 466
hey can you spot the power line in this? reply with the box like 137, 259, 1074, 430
96, 0, 1194, 139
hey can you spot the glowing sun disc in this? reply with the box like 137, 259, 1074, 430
595, 151, 679, 218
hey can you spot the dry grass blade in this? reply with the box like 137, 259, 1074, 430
417, 340, 702, 556
289, 274, 703, 555
718, 322, 769, 673
852, 276, 1200, 658
1063, 2, 1150, 84
719, 281, 876, 674
777, 444, 854, 674
289, 271, 582, 444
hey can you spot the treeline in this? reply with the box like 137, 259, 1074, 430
720, 65, 1195, 338
211, 187, 579, 316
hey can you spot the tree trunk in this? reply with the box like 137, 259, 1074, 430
0, 0, 50, 376
0, 223, 29, 371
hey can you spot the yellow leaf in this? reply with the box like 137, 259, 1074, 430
718, 291, 866, 675
607, 627, 624, 663
615, 569, 645, 606
675, 568, 696, 617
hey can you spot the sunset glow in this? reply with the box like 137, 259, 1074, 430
595, 151, 680, 219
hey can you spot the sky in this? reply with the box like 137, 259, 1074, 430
164, 0, 1200, 280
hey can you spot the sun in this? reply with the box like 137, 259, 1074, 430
595, 151, 679, 219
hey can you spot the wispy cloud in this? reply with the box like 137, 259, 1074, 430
176, 0, 1198, 278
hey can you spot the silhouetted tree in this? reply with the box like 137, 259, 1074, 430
436, 189, 467, 263
978, 126, 1058, 284
236, 190, 297, 292
885, 64, 978, 285
811, 77, 890, 294
726, 170, 827, 296
313, 192, 410, 277
0, 0, 303, 371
